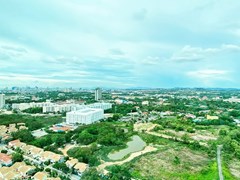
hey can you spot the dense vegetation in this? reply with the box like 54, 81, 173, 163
0, 114, 63, 130
67, 122, 134, 166
72, 122, 133, 146
22, 107, 43, 114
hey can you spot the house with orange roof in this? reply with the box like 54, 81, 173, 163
0, 153, 12, 166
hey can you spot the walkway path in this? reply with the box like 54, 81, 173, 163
217, 145, 224, 180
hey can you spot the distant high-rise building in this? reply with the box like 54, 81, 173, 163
95, 88, 102, 101
0, 94, 5, 109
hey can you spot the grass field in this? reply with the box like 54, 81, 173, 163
126, 141, 236, 180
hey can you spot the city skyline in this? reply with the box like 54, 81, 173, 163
0, 0, 240, 88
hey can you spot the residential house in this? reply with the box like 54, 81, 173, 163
73, 162, 88, 175
39, 151, 64, 163
18, 165, 35, 176
30, 147, 44, 159
0, 162, 34, 179
33, 172, 48, 180
206, 115, 219, 120
8, 139, 21, 148
0, 153, 12, 166
12, 162, 35, 177
0, 166, 20, 179
66, 158, 78, 168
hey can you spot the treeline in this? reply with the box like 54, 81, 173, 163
22, 107, 43, 114
105, 104, 137, 116
0, 114, 63, 130
217, 127, 240, 160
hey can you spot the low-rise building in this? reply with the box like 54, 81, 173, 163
0, 162, 35, 179
87, 103, 112, 110
8, 139, 21, 148
73, 162, 88, 175
66, 158, 78, 168
33, 171, 48, 180
0, 153, 12, 166
39, 151, 64, 163
206, 115, 219, 120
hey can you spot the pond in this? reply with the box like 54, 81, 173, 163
108, 135, 146, 160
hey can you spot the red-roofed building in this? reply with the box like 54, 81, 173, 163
8, 139, 21, 147
0, 153, 12, 166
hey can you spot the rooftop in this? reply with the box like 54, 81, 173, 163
67, 108, 103, 115
0, 153, 12, 163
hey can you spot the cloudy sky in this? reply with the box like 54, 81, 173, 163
0, 0, 240, 88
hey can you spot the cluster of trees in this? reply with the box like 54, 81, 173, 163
22, 107, 43, 114
12, 129, 35, 143
81, 166, 132, 180
154, 118, 195, 133
67, 144, 99, 166
67, 123, 133, 166
196, 117, 234, 126
12, 152, 23, 162
31, 133, 67, 147
105, 104, 137, 116
29, 132, 73, 154
0, 114, 63, 131
12, 147, 24, 162
12, 129, 72, 154
52, 162, 71, 174
217, 127, 240, 160
105, 114, 122, 122
73, 123, 131, 146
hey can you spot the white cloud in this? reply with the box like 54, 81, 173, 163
187, 69, 228, 78
186, 69, 232, 86
171, 44, 240, 62
0, 0, 240, 88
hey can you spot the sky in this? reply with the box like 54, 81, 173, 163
0, 0, 240, 88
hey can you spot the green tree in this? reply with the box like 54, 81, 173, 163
81, 168, 102, 180
173, 156, 181, 165
12, 130, 35, 143
108, 165, 132, 180
12, 153, 23, 162
53, 162, 70, 174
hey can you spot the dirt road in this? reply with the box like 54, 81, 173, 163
98, 146, 157, 174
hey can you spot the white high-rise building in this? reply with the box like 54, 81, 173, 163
0, 94, 5, 109
95, 88, 102, 101
66, 108, 104, 124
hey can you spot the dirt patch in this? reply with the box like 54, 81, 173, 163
130, 147, 210, 179
134, 123, 157, 132
229, 160, 240, 178
98, 146, 157, 174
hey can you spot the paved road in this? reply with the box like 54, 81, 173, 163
217, 145, 224, 180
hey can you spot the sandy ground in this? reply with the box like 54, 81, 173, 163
134, 123, 210, 147
229, 160, 240, 178
59, 144, 78, 156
